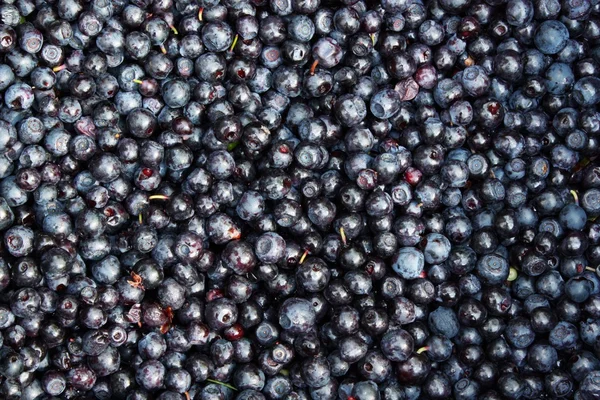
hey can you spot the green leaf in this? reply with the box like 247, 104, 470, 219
227, 141, 240, 152
206, 379, 238, 391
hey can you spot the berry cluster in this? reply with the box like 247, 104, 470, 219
0, 0, 599, 399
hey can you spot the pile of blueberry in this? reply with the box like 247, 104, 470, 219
0, 0, 600, 398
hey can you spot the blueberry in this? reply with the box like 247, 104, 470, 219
334, 94, 367, 127
370, 88, 401, 119
573, 76, 600, 107
135, 360, 165, 391
391, 247, 424, 280
279, 298, 315, 334
429, 306, 460, 338
528, 343, 558, 373
311, 38, 343, 69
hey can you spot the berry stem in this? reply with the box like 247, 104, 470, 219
340, 227, 347, 246
299, 249, 309, 264
149, 195, 170, 201
310, 59, 319, 75
571, 190, 579, 205
229, 34, 239, 53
